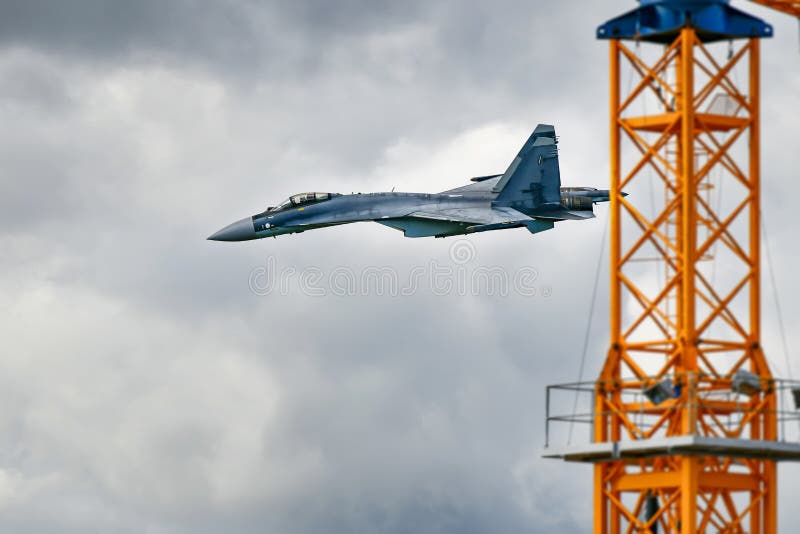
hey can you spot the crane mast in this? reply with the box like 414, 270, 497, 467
544, 1, 800, 532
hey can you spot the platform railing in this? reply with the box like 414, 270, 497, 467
544, 376, 800, 449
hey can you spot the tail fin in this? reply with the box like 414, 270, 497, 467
492, 124, 561, 211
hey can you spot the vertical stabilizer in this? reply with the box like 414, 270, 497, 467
492, 124, 561, 212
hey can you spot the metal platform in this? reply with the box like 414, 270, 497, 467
543, 435, 800, 463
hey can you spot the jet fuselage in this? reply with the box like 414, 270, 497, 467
208, 124, 621, 242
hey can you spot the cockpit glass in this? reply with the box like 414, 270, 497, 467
268, 192, 332, 213
272, 199, 293, 212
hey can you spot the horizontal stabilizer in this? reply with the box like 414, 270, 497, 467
535, 209, 595, 221
524, 219, 555, 234
465, 222, 524, 234
440, 176, 502, 194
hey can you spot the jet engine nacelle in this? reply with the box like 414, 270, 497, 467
560, 194, 594, 212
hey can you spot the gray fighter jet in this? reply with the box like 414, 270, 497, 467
208, 124, 616, 241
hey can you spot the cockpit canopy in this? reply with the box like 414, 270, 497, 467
269, 192, 335, 213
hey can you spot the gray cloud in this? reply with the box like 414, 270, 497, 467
0, 1, 798, 533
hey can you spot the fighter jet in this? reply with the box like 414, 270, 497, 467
208, 124, 617, 242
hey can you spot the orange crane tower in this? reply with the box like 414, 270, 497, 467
545, 1, 800, 533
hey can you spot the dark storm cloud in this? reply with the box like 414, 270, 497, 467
0, 0, 600, 93
0, 1, 255, 66
0, 0, 424, 52
0, 0, 431, 78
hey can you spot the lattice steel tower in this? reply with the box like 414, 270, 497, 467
545, 1, 800, 533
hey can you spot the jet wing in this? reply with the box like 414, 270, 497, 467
379, 207, 558, 237
378, 207, 533, 238
404, 206, 532, 225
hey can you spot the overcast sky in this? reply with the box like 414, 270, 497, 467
1, 1, 798, 533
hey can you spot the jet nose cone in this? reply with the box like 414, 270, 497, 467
208, 217, 256, 242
